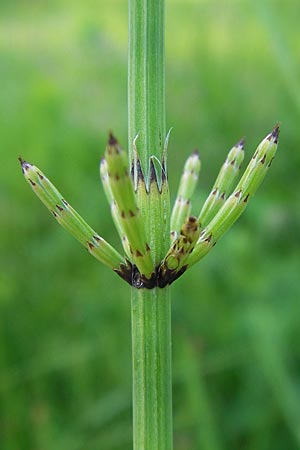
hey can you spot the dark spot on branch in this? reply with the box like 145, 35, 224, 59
88, 242, 94, 250
205, 233, 212, 243
260, 154, 266, 164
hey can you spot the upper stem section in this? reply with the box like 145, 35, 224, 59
128, 0, 166, 174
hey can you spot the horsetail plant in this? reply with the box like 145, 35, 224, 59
19, 0, 280, 448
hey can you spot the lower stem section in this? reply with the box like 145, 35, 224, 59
131, 286, 173, 450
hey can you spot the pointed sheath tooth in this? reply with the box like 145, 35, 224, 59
148, 157, 167, 265
19, 158, 126, 270
136, 156, 145, 187
198, 138, 245, 227
171, 150, 201, 237
105, 136, 153, 277
135, 154, 149, 230
149, 158, 158, 186
161, 155, 167, 182
160, 161, 171, 257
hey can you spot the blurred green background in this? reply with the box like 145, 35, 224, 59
1, 0, 300, 449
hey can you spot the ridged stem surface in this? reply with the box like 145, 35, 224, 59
128, 0, 165, 170
131, 287, 172, 450
128, 0, 172, 448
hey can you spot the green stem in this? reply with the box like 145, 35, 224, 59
128, 0, 165, 171
131, 287, 172, 450
128, 0, 172, 448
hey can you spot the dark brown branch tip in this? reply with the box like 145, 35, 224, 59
271, 123, 280, 143
18, 156, 31, 173
108, 132, 118, 146
236, 137, 245, 148
18, 155, 25, 165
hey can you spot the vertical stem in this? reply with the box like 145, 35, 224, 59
128, 0, 165, 171
128, 0, 172, 449
131, 287, 173, 450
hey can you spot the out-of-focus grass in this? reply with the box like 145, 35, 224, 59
1, 0, 300, 449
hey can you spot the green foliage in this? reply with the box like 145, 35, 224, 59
1, 0, 300, 449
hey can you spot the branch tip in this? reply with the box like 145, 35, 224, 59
271, 123, 280, 143
108, 132, 118, 146
18, 156, 30, 171
236, 137, 245, 149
